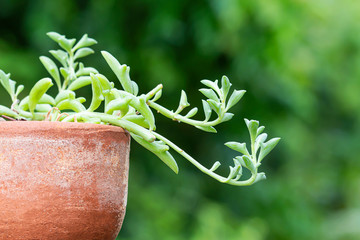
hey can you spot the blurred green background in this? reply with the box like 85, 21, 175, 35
1, 0, 360, 239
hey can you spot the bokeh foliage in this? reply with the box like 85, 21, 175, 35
1, 0, 360, 239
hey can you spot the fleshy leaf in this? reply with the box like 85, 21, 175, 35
15, 85, 24, 97
101, 51, 133, 94
256, 126, 265, 136
245, 118, 259, 143
47, 32, 75, 52
259, 138, 281, 162
39, 56, 61, 90
202, 100, 212, 121
175, 90, 190, 114
199, 88, 219, 102
73, 34, 97, 51
74, 47, 94, 60
68, 76, 92, 91
49, 50, 68, 66
210, 161, 221, 172
57, 99, 86, 112
131, 133, 179, 174
207, 99, 221, 115
226, 90, 246, 110
0, 105, 18, 118
201, 79, 219, 92
88, 73, 104, 112
221, 75, 232, 100
221, 113, 234, 122
242, 155, 256, 173
195, 125, 217, 133
253, 172, 266, 184
254, 133, 268, 153
225, 142, 249, 156
184, 107, 198, 118
28, 78, 53, 114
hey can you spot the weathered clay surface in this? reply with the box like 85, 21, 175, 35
0, 121, 130, 240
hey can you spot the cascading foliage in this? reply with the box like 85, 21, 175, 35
0, 32, 280, 186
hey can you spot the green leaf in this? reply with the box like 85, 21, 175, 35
257, 126, 265, 136
221, 113, 234, 123
101, 51, 133, 94
259, 138, 281, 162
221, 75, 232, 100
18, 96, 29, 110
57, 99, 86, 112
46, 32, 63, 42
225, 142, 250, 156
83, 117, 101, 124
184, 107, 198, 118
207, 99, 221, 115
195, 125, 217, 133
175, 90, 190, 114
255, 133, 268, 153
0, 70, 15, 97
96, 74, 113, 91
28, 78, 53, 114
234, 156, 246, 168
209, 161, 221, 172
35, 104, 52, 112
73, 34, 97, 51
75, 63, 99, 77
227, 165, 242, 181
96, 74, 115, 105
245, 118, 259, 143
9, 79, 16, 97
0, 105, 18, 118
135, 97, 156, 130
67, 76, 92, 91
105, 97, 131, 115
88, 73, 104, 112
199, 88, 219, 102
131, 133, 179, 174
202, 99, 212, 121
131, 81, 139, 96
47, 32, 75, 52
242, 155, 256, 173
74, 47, 94, 60
253, 172, 266, 184
201, 79, 219, 92
15, 85, 24, 97
152, 89, 162, 102
49, 50, 68, 66
39, 56, 61, 90
39, 93, 56, 106
60, 67, 69, 79
76, 97, 86, 104
122, 115, 150, 129
19, 95, 55, 111
226, 90, 246, 110
55, 90, 76, 104
179, 90, 190, 107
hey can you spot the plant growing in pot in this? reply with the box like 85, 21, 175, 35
0, 32, 280, 240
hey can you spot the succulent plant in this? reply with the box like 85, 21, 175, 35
0, 32, 280, 186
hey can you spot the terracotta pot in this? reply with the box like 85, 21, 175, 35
0, 121, 130, 240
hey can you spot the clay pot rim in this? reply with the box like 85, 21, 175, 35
0, 121, 129, 136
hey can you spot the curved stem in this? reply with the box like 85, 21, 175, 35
148, 101, 225, 127
62, 111, 156, 142
152, 132, 258, 186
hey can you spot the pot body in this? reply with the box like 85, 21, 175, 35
0, 121, 130, 240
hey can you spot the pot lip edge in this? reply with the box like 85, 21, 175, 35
0, 121, 129, 135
